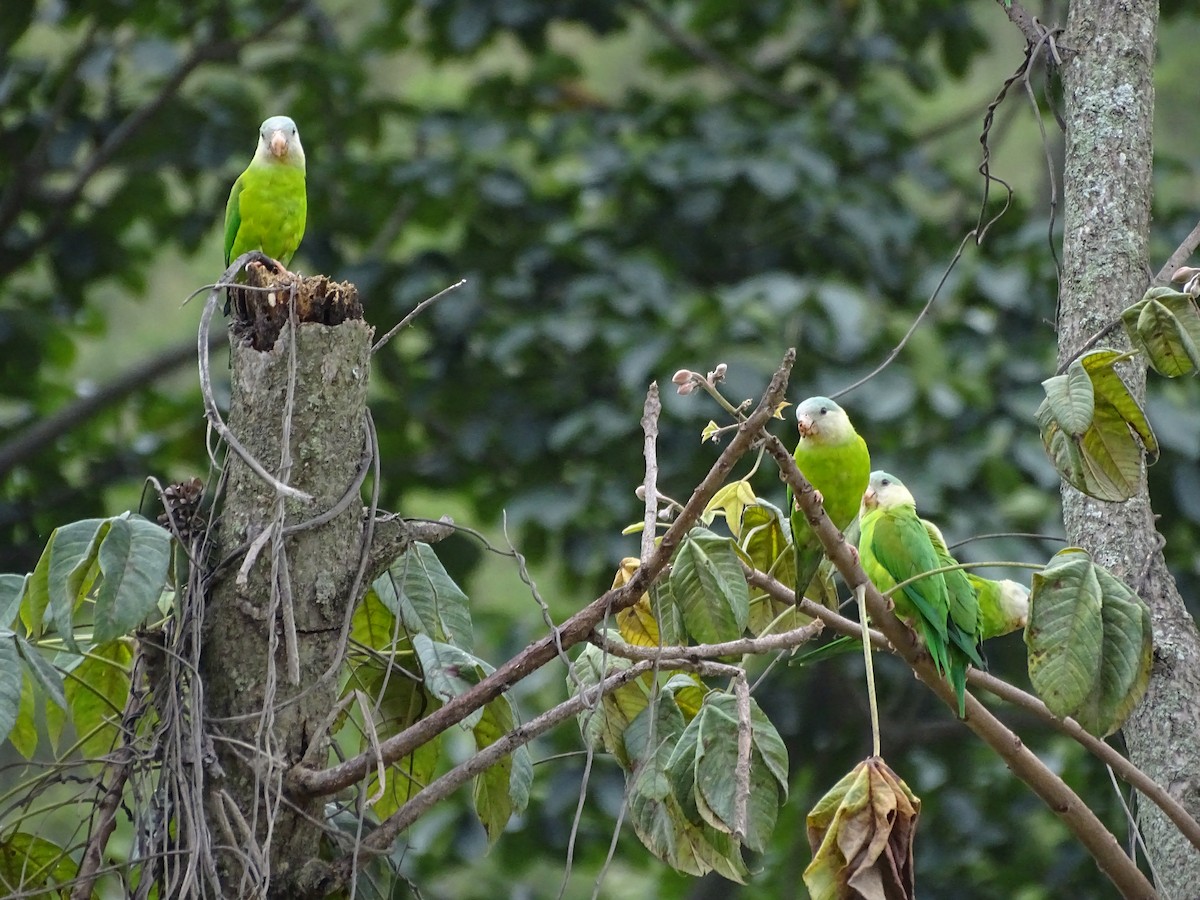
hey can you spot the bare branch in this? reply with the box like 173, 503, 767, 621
640, 382, 661, 562
371, 279, 467, 354
286, 348, 797, 798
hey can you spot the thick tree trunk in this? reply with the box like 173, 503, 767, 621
1059, 2, 1200, 893
201, 274, 371, 897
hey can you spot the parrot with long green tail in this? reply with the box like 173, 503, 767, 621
924, 518, 1029, 640
788, 397, 871, 601
857, 471, 984, 717
224, 115, 307, 271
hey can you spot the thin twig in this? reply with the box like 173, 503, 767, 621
732, 672, 751, 842
371, 280, 466, 354
640, 383, 661, 563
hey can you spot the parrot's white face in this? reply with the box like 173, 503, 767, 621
862, 471, 915, 511
255, 115, 305, 168
796, 396, 854, 442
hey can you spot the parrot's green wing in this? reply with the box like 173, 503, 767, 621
922, 519, 985, 674
859, 505, 952, 681
223, 172, 246, 266
790, 432, 870, 601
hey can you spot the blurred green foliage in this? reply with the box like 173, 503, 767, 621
2, 0, 1198, 896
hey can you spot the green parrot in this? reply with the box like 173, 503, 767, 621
857, 471, 984, 717
788, 396, 871, 601
969, 574, 1029, 639
224, 115, 307, 270
924, 518, 1029, 640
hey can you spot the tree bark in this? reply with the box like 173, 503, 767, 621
1059, 2, 1200, 894
201, 275, 371, 898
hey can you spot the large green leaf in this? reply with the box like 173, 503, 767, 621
351, 587, 404, 651
0, 575, 24, 630
669, 528, 750, 644
1027, 548, 1152, 736
350, 659, 439, 820
568, 640, 649, 766
472, 693, 532, 845
10, 671, 37, 759
626, 696, 749, 883
91, 514, 172, 642
1040, 359, 1094, 436
373, 543, 474, 653
21, 517, 106, 649
1123, 286, 1200, 377
669, 693, 789, 854
1082, 350, 1158, 462
17, 515, 170, 650
1037, 351, 1156, 501
61, 638, 133, 759
16, 636, 66, 711
412, 633, 490, 729
0, 635, 21, 746
0, 832, 76, 895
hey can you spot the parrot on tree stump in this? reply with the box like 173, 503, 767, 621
224, 115, 307, 274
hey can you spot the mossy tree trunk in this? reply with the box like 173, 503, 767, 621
200, 273, 371, 898
1058, 2, 1200, 893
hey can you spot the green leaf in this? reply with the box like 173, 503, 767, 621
63, 638, 132, 759
1027, 548, 1152, 736
0, 635, 22, 746
680, 693, 788, 853
0, 574, 25, 631
351, 588, 402, 650
568, 640, 649, 766
1083, 350, 1158, 462
472, 693, 532, 845
0, 832, 76, 894
1123, 287, 1200, 377
649, 578, 686, 647
626, 695, 749, 882
1040, 360, 1094, 436
343, 657, 438, 818
91, 514, 172, 642
670, 529, 750, 644
1037, 351, 1156, 501
373, 543, 474, 653
412, 633, 490, 729
17, 636, 66, 711
10, 671, 37, 759
21, 518, 107, 649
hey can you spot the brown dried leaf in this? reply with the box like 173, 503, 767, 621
805, 756, 921, 900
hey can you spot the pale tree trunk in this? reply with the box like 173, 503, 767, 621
1058, 1, 1200, 894
201, 274, 372, 897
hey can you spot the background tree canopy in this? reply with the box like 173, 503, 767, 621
2, 1, 1199, 896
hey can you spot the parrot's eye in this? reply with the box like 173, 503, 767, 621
819, 406, 828, 415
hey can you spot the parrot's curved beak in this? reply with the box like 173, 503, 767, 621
862, 487, 878, 509
270, 130, 289, 158
796, 414, 815, 437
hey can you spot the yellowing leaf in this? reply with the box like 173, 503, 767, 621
805, 756, 920, 900
701, 420, 721, 443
